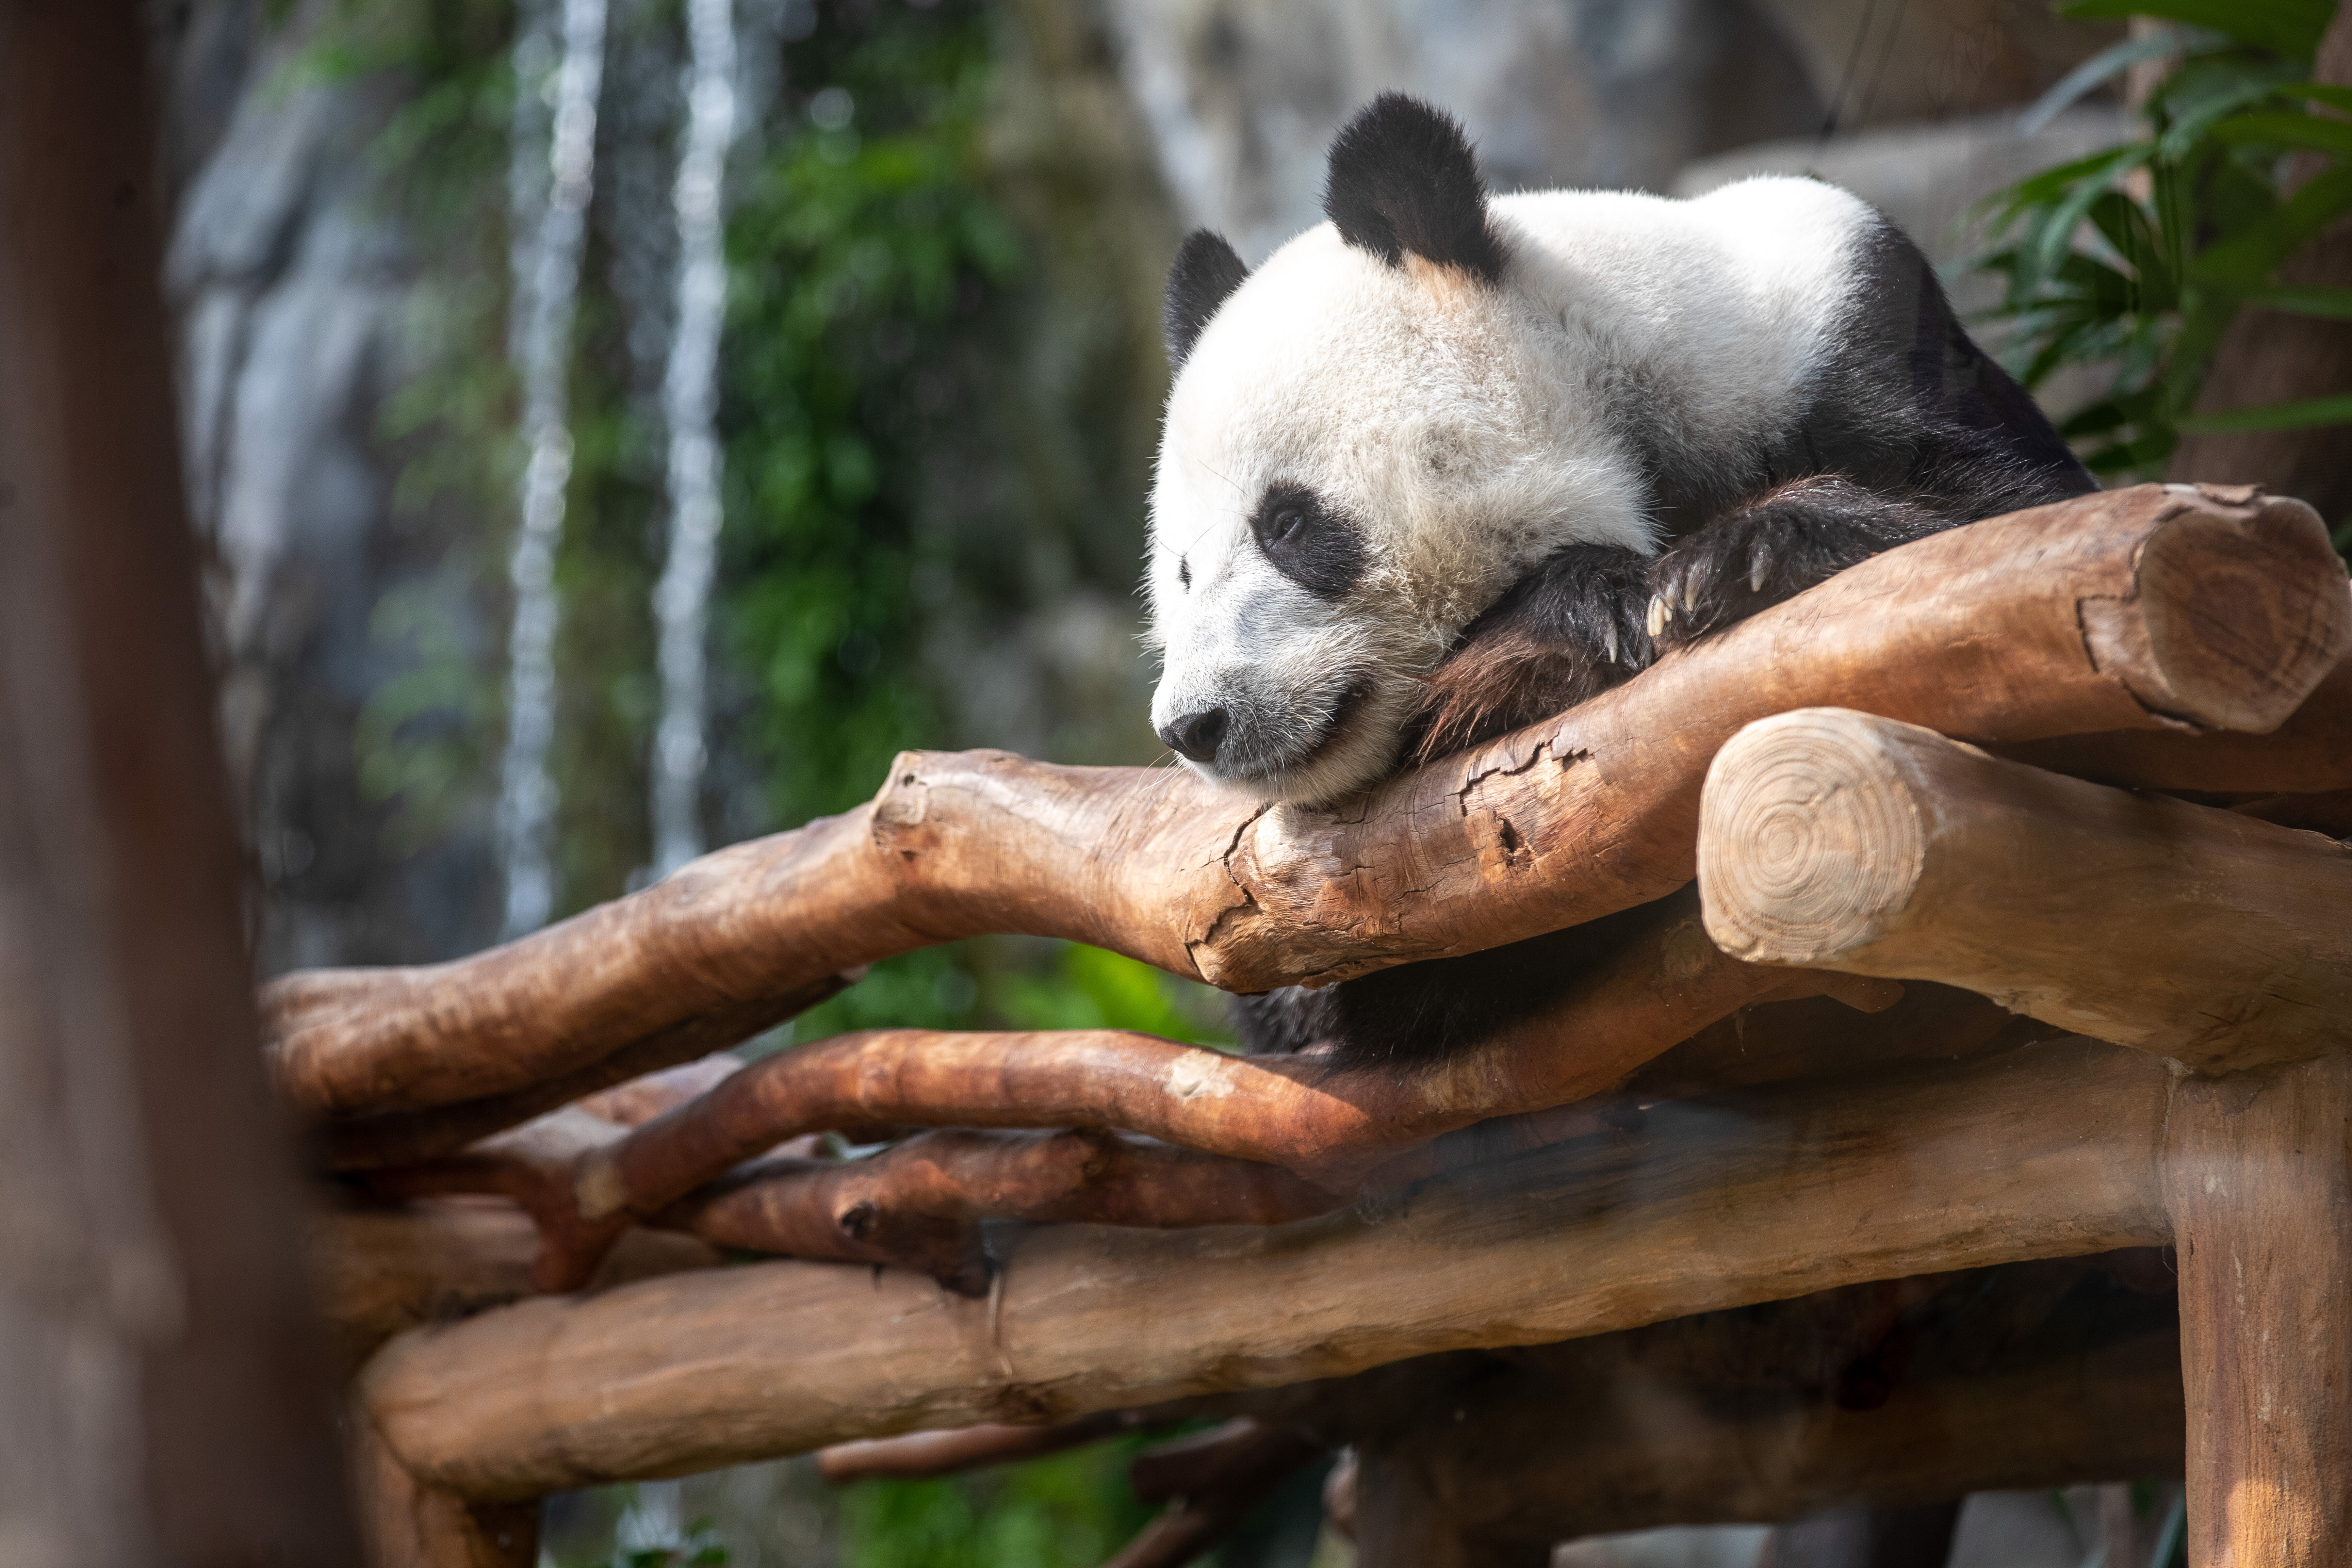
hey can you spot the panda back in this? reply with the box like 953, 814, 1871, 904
1494, 179, 1897, 523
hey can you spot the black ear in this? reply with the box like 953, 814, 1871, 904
1164, 229, 1251, 370
1322, 94, 1503, 283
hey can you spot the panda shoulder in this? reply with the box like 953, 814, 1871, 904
1682, 175, 1877, 237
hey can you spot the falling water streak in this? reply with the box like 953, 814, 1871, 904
649, 0, 741, 876
505, 0, 555, 367
498, 0, 609, 938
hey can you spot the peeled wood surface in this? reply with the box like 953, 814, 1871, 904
1699, 708, 2352, 1072
2164, 1052, 2352, 1567
362, 1037, 2174, 1500
266, 485, 2348, 1128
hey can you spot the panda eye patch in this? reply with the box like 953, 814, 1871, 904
1248, 482, 1364, 599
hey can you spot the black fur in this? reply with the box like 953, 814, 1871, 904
1250, 481, 1365, 599
1645, 477, 1948, 648
1164, 229, 1250, 370
1321, 93, 1505, 283
1404, 542, 1654, 764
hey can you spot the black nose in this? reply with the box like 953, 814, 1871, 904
1158, 707, 1229, 764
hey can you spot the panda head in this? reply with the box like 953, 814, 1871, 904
1145, 94, 1650, 807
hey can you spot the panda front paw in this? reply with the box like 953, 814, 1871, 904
1646, 478, 1948, 652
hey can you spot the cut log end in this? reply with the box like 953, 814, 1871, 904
1697, 710, 1930, 966
2114, 488, 2352, 733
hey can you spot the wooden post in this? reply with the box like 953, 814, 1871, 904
0, 1, 358, 1559
2164, 1053, 2352, 1567
353, 1417, 538, 1568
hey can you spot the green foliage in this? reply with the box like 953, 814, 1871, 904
718, 2, 1021, 831
837, 1436, 1158, 1568
1977, 0, 2352, 485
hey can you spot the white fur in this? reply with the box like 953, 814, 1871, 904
1147, 175, 1875, 805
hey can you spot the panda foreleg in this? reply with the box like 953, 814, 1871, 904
1645, 476, 1947, 651
1405, 541, 1656, 764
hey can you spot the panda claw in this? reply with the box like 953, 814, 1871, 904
1602, 619, 1619, 665
1646, 595, 1670, 638
1749, 545, 1771, 595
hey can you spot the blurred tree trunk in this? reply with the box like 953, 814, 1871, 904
2168, 6, 2352, 527
0, 3, 358, 1563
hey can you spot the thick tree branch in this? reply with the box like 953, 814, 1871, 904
363, 1109, 988, 1293
268, 486, 2349, 1137
817, 1413, 1145, 1483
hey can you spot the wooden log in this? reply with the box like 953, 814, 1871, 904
308, 1200, 719, 1374
267, 485, 2348, 1126
359, 1036, 2174, 1500
1699, 708, 2352, 1073
2164, 1051, 2352, 1567
1996, 643, 2352, 795
537, 891, 1837, 1285
789, 1128, 1342, 1229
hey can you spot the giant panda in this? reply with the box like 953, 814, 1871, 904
1143, 94, 2094, 1068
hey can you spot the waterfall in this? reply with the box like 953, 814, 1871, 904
497, 0, 609, 939
648, 0, 741, 877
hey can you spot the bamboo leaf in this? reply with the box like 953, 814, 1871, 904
2026, 145, 2155, 290
2190, 167, 2352, 286
2212, 112, 2352, 159
2275, 83, 2352, 115
2019, 32, 2199, 136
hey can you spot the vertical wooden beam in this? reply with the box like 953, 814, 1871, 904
2165, 1053, 2352, 1566
353, 1418, 539, 1568
0, 2, 359, 1561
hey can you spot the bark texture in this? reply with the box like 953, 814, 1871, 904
2164, 1052, 2352, 1568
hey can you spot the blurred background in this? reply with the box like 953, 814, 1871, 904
138, 0, 2344, 1561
